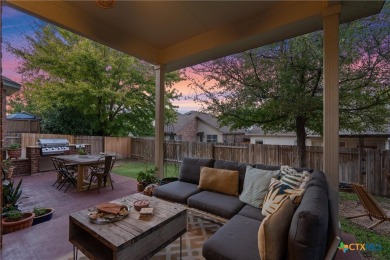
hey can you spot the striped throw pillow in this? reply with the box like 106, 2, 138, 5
280, 173, 304, 189
280, 165, 298, 177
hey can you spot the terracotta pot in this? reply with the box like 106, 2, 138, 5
32, 208, 54, 226
2, 212, 35, 234
137, 182, 144, 192
7, 149, 22, 159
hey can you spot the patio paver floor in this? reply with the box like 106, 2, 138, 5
2, 171, 138, 260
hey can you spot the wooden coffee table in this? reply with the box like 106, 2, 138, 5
69, 193, 187, 259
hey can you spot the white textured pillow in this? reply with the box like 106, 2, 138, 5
239, 165, 280, 208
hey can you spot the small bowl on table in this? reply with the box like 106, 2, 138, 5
134, 200, 150, 211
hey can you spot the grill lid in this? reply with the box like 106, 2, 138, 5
38, 138, 69, 147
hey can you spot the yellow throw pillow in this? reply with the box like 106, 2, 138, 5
198, 167, 239, 196
258, 198, 295, 260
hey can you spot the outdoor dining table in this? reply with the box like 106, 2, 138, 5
53, 154, 105, 192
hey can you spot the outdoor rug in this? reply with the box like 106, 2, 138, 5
65, 212, 222, 260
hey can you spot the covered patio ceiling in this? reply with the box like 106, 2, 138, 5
2, 0, 385, 255
5, 1, 384, 72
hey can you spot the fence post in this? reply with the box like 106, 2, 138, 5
248, 144, 254, 164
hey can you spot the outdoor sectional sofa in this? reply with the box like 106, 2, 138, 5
153, 157, 330, 260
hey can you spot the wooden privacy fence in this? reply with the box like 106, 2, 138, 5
132, 138, 390, 196
16, 135, 390, 195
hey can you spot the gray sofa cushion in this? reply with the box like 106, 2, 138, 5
188, 191, 245, 219
288, 185, 329, 260
256, 164, 313, 173
178, 157, 215, 184
203, 214, 261, 260
237, 204, 265, 221
306, 171, 328, 191
214, 160, 252, 193
153, 181, 200, 204
256, 164, 280, 171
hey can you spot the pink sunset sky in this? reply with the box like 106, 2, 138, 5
1, 6, 201, 113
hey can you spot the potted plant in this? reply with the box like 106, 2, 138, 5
2, 210, 35, 234
32, 206, 55, 225
7, 143, 22, 159
2, 159, 15, 180
2, 179, 35, 234
2, 179, 22, 214
136, 167, 159, 192
77, 147, 88, 157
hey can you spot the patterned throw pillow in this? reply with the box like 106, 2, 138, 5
280, 165, 310, 189
280, 165, 298, 177
262, 180, 306, 216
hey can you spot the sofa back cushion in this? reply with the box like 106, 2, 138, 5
256, 164, 313, 173
214, 160, 251, 193
178, 157, 215, 184
288, 180, 329, 260
199, 167, 239, 196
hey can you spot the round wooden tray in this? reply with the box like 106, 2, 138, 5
88, 206, 130, 224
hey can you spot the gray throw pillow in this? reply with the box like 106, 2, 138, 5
239, 165, 280, 208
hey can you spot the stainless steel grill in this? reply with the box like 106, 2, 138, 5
38, 138, 70, 155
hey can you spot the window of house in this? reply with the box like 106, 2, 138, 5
207, 135, 218, 143
339, 142, 346, 147
255, 139, 263, 144
177, 135, 182, 141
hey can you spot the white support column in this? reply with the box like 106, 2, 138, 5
323, 5, 341, 237
154, 65, 166, 179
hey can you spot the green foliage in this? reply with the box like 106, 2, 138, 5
5, 210, 23, 222
187, 3, 390, 166
8, 143, 21, 150
40, 106, 94, 135
2, 179, 23, 213
6, 23, 182, 137
136, 167, 159, 183
340, 218, 390, 260
33, 207, 48, 217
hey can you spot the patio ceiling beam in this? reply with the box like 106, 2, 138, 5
160, 1, 326, 72
323, 4, 341, 238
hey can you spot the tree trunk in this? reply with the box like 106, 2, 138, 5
295, 116, 307, 167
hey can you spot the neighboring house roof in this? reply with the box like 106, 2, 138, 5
2, 76, 21, 95
7, 112, 41, 121
166, 111, 246, 135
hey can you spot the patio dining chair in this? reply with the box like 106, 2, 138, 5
346, 184, 390, 229
54, 159, 78, 192
87, 155, 116, 194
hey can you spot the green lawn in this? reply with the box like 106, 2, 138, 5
113, 160, 180, 180
339, 191, 390, 259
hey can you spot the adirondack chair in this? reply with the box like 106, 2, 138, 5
347, 184, 390, 229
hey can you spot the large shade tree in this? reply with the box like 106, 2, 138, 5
7, 24, 181, 136
187, 3, 390, 167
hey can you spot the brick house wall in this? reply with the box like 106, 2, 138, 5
177, 118, 198, 142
